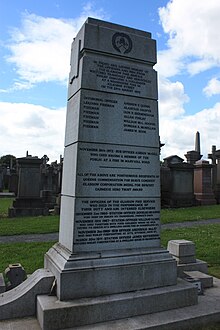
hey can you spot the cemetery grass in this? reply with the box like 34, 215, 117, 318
0, 199, 220, 278
0, 224, 220, 278
2, 200, 215, 236
0, 198, 59, 235
161, 204, 220, 224
161, 224, 220, 278
0, 241, 56, 275
0, 198, 12, 217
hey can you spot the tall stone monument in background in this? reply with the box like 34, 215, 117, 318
39, 18, 197, 329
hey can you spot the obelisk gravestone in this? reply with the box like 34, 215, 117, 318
47, 16, 176, 297
60, 20, 160, 253
41, 18, 197, 329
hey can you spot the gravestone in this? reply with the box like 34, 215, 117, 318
185, 131, 202, 164
161, 155, 195, 207
194, 159, 216, 205
8, 172, 18, 195
39, 18, 197, 329
208, 145, 220, 203
0, 166, 4, 192
8, 156, 49, 217
40, 156, 58, 209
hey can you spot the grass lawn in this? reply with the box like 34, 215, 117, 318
1, 199, 220, 236
0, 198, 220, 280
0, 198, 13, 217
0, 198, 59, 235
0, 224, 219, 278
161, 224, 220, 279
161, 204, 220, 224
0, 241, 56, 275
0, 215, 59, 235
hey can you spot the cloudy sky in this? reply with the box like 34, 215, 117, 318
1, 0, 220, 162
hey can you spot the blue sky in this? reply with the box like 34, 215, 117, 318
1, 0, 220, 161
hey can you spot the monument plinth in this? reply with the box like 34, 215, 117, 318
40, 18, 197, 328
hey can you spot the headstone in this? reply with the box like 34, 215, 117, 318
194, 159, 216, 205
185, 131, 202, 164
163, 155, 184, 166
160, 165, 171, 207
40, 18, 197, 328
8, 172, 19, 195
0, 166, 4, 192
161, 155, 195, 207
8, 156, 49, 217
2, 166, 9, 190
208, 145, 220, 203
195, 131, 201, 154
40, 156, 61, 209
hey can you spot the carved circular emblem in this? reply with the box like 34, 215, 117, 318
112, 32, 132, 54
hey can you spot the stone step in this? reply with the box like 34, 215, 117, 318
37, 279, 198, 330
184, 270, 213, 288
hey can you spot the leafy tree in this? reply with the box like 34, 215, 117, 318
0, 154, 16, 168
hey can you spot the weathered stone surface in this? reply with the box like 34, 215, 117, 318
65, 90, 159, 147
194, 160, 216, 205
37, 279, 197, 330
167, 240, 196, 258
5, 263, 26, 290
0, 273, 6, 293
45, 244, 177, 300
177, 259, 208, 277
8, 156, 49, 217
58, 17, 161, 257
0, 269, 54, 321
184, 271, 213, 288
42, 17, 198, 328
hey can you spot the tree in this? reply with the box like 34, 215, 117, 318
0, 154, 16, 168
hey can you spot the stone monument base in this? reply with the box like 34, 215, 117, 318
194, 193, 216, 206
45, 243, 179, 301
37, 278, 197, 330
8, 198, 49, 217
41, 243, 198, 329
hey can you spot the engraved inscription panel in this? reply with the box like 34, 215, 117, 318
68, 55, 158, 99
76, 142, 160, 197
60, 19, 161, 253
65, 89, 159, 147
73, 197, 160, 252
61, 143, 160, 198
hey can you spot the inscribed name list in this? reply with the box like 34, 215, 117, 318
65, 89, 159, 147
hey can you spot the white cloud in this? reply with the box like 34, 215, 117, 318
158, 0, 220, 77
160, 102, 220, 160
203, 77, 220, 97
6, 5, 107, 89
2, 1, 220, 166
0, 102, 66, 161
157, 0, 220, 160
0, 5, 108, 161
158, 76, 189, 119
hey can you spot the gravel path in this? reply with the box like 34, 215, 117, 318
0, 232, 58, 243
162, 218, 220, 229
0, 218, 219, 244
